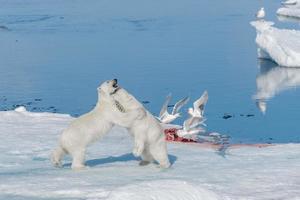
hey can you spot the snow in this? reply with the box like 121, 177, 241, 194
277, 0, 300, 18
251, 20, 300, 67
107, 180, 220, 200
0, 107, 300, 200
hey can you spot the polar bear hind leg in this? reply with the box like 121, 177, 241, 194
149, 142, 171, 169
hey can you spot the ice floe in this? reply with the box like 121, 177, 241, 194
251, 20, 300, 67
0, 108, 300, 199
278, 0, 300, 18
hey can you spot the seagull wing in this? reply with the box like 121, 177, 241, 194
183, 116, 203, 131
183, 118, 189, 131
180, 127, 204, 139
193, 90, 208, 116
159, 93, 172, 118
172, 96, 190, 115
190, 127, 205, 134
189, 117, 205, 129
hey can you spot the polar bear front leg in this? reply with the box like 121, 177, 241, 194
71, 149, 86, 170
131, 127, 147, 157
111, 108, 146, 128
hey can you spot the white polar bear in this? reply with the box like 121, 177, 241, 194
51, 79, 144, 170
109, 84, 171, 168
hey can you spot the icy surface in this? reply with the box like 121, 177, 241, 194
251, 20, 300, 67
0, 108, 300, 200
277, 0, 300, 18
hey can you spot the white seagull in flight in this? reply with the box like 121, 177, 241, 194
158, 94, 189, 124
188, 90, 208, 118
177, 116, 205, 139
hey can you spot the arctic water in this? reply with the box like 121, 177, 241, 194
1, 0, 300, 143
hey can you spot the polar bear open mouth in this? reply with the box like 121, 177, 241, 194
110, 79, 120, 95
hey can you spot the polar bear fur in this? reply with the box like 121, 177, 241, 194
51, 79, 144, 170
110, 86, 171, 168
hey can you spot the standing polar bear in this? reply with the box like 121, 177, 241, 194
110, 84, 171, 168
51, 79, 170, 169
51, 79, 144, 169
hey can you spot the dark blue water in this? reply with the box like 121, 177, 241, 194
1, 0, 300, 143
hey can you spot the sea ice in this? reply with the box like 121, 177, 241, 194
251, 20, 300, 67
0, 108, 299, 199
277, 0, 300, 18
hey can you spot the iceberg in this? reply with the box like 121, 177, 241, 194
0, 107, 300, 199
251, 20, 300, 67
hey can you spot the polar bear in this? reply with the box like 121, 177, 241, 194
108, 83, 171, 169
51, 79, 144, 170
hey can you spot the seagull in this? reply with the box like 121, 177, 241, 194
188, 90, 208, 118
158, 94, 189, 124
177, 116, 205, 139
256, 7, 265, 20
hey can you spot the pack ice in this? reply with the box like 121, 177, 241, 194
0, 107, 300, 200
251, 20, 300, 67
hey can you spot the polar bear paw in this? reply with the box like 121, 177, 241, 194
71, 164, 88, 171
51, 159, 62, 168
159, 161, 171, 169
139, 160, 151, 166
133, 144, 144, 157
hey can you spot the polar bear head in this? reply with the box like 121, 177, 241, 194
98, 79, 120, 99
98, 79, 142, 112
